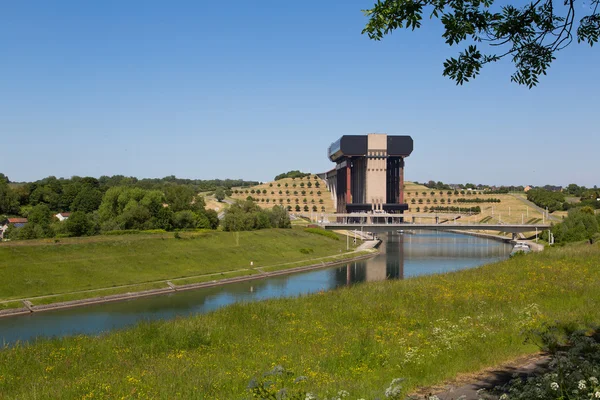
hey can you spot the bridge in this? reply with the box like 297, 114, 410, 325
306, 213, 552, 240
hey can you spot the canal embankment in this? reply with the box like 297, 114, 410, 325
0, 245, 379, 318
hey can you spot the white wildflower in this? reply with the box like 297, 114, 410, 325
305, 393, 317, 400
499, 394, 509, 400
337, 390, 349, 398
579, 380, 587, 390
550, 382, 559, 391
591, 377, 599, 385
595, 392, 600, 399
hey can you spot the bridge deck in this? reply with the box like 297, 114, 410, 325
321, 223, 551, 233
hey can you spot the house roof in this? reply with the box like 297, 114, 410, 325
56, 212, 71, 217
7, 218, 27, 224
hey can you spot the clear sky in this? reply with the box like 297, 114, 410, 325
1, 1, 598, 187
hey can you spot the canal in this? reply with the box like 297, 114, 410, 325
0, 231, 511, 345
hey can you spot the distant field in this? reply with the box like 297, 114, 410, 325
0, 229, 353, 303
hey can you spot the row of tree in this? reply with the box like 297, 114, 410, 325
456, 198, 502, 203
426, 206, 481, 213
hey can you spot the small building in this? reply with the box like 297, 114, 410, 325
55, 212, 71, 221
0, 218, 28, 239
524, 186, 533, 192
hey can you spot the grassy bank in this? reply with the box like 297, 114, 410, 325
1, 243, 599, 398
0, 228, 356, 305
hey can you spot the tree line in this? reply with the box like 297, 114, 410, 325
456, 198, 501, 204
0, 174, 262, 240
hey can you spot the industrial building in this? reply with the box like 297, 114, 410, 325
326, 133, 413, 213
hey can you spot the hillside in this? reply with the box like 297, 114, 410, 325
230, 175, 336, 213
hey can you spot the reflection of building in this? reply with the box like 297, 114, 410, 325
326, 134, 413, 213
336, 234, 405, 285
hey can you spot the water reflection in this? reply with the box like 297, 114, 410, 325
0, 231, 511, 345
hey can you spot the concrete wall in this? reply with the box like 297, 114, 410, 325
366, 134, 388, 209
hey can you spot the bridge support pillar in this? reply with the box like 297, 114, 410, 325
412, 216, 416, 223
512, 232, 518, 241
435, 216, 439, 224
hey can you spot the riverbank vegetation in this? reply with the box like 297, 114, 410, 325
221, 201, 290, 231
545, 207, 600, 244
0, 242, 598, 398
0, 228, 351, 304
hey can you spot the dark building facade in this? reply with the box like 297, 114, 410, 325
326, 134, 413, 213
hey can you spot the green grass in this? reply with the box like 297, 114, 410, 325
0, 229, 354, 303
1, 243, 599, 398
304, 227, 340, 240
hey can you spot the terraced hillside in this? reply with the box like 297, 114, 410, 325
230, 175, 336, 213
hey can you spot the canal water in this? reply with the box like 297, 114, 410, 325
0, 231, 511, 345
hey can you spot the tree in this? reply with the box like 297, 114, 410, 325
64, 211, 96, 237
362, 0, 600, 87
215, 187, 226, 202
0, 180, 20, 214
71, 186, 102, 213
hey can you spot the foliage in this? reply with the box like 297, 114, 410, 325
547, 207, 600, 243
221, 201, 291, 232
362, 0, 600, 87
0, 178, 20, 214
493, 326, 600, 400
274, 171, 311, 181
63, 211, 99, 237
527, 188, 566, 212
304, 227, 340, 240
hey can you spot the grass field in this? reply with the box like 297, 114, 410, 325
1, 242, 599, 399
0, 229, 357, 305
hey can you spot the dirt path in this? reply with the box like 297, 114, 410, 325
410, 353, 550, 399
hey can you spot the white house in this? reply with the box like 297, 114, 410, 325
55, 212, 71, 221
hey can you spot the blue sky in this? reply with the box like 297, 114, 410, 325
1, 1, 598, 186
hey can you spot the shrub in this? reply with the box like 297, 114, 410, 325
299, 248, 314, 254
